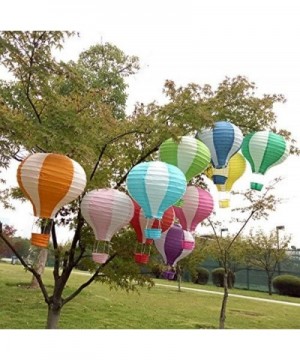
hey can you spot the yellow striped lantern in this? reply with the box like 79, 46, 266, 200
205, 153, 246, 208
17, 153, 87, 248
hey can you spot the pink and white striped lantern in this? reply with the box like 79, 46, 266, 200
173, 186, 214, 232
80, 188, 134, 264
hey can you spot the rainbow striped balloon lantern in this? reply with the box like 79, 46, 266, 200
196, 120, 244, 184
17, 153, 86, 248
80, 189, 134, 264
241, 131, 289, 191
173, 186, 214, 232
126, 161, 186, 240
159, 136, 211, 182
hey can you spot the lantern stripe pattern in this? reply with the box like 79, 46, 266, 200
80, 189, 134, 241
17, 153, 86, 218
126, 161, 186, 219
175, 231, 195, 264
241, 131, 289, 174
216, 153, 246, 192
130, 201, 175, 243
196, 121, 243, 169
154, 224, 195, 266
173, 186, 214, 232
159, 136, 211, 182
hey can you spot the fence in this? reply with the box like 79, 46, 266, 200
192, 250, 300, 292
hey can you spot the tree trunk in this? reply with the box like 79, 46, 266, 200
46, 304, 62, 329
219, 271, 229, 329
267, 274, 273, 295
176, 265, 182, 292
29, 248, 48, 289
177, 272, 182, 292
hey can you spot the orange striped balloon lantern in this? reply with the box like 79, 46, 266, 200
17, 153, 87, 248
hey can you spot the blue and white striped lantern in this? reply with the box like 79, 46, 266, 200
196, 120, 244, 184
126, 161, 187, 239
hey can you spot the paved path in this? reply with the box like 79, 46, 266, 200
72, 270, 300, 307
155, 283, 300, 307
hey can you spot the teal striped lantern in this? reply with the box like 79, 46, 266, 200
158, 136, 211, 182
126, 161, 187, 239
241, 131, 289, 191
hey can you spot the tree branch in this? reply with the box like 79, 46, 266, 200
51, 223, 60, 281
114, 143, 161, 188
0, 225, 50, 303
89, 130, 148, 182
62, 252, 117, 306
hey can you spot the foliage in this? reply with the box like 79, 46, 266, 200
272, 275, 300, 297
176, 236, 208, 280
0, 224, 30, 259
192, 267, 209, 285
242, 228, 290, 295
204, 235, 246, 271
212, 267, 235, 288
151, 263, 164, 278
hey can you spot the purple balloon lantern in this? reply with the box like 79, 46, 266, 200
154, 224, 195, 266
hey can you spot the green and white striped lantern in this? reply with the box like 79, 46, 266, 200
241, 131, 289, 191
159, 136, 211, 183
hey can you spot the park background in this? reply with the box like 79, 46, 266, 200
1, 0, 300, 359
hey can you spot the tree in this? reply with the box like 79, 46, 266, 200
243, 229, 290, 295
206, 178, 286, 328
0, 31, 298, 328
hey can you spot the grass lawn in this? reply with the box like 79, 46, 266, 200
1, 262, 300, 329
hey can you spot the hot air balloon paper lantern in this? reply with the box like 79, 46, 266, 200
173, 186, 214, 232
80, 189, 134, 264
196, 121, 244, 185
155, 224, 195, 276
130, 201, 175, 264
158, 136, 211, 182
241, 131, 289, 191
126, 161, 186, 239
17, 153, 86, 248
205, 153, 246, 208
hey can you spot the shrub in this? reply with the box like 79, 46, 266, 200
193, 267, 209, 285
272, 275, 300, 297
211, 267, 235, 288
151, 263, 164, 278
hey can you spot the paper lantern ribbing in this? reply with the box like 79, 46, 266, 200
154, 224, 195, 267
173, 186, 214, 232
130, 201, 175, 244
80, 189, 134, 264
196, 121, 244, 185
130, 201, 175, 264
126, 161, 187, 239
241, 131, 289, 191
158, 136, 211, 182
205, 153, 246, 208
17, 153, 86, 248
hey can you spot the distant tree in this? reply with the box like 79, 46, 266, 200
243, 229, 290, 295
0, 224, 16, 257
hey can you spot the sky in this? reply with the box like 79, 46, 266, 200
1, 0, 300, 356
1, 0, 300, 248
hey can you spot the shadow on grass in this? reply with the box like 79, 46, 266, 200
4, 281, 54, 289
